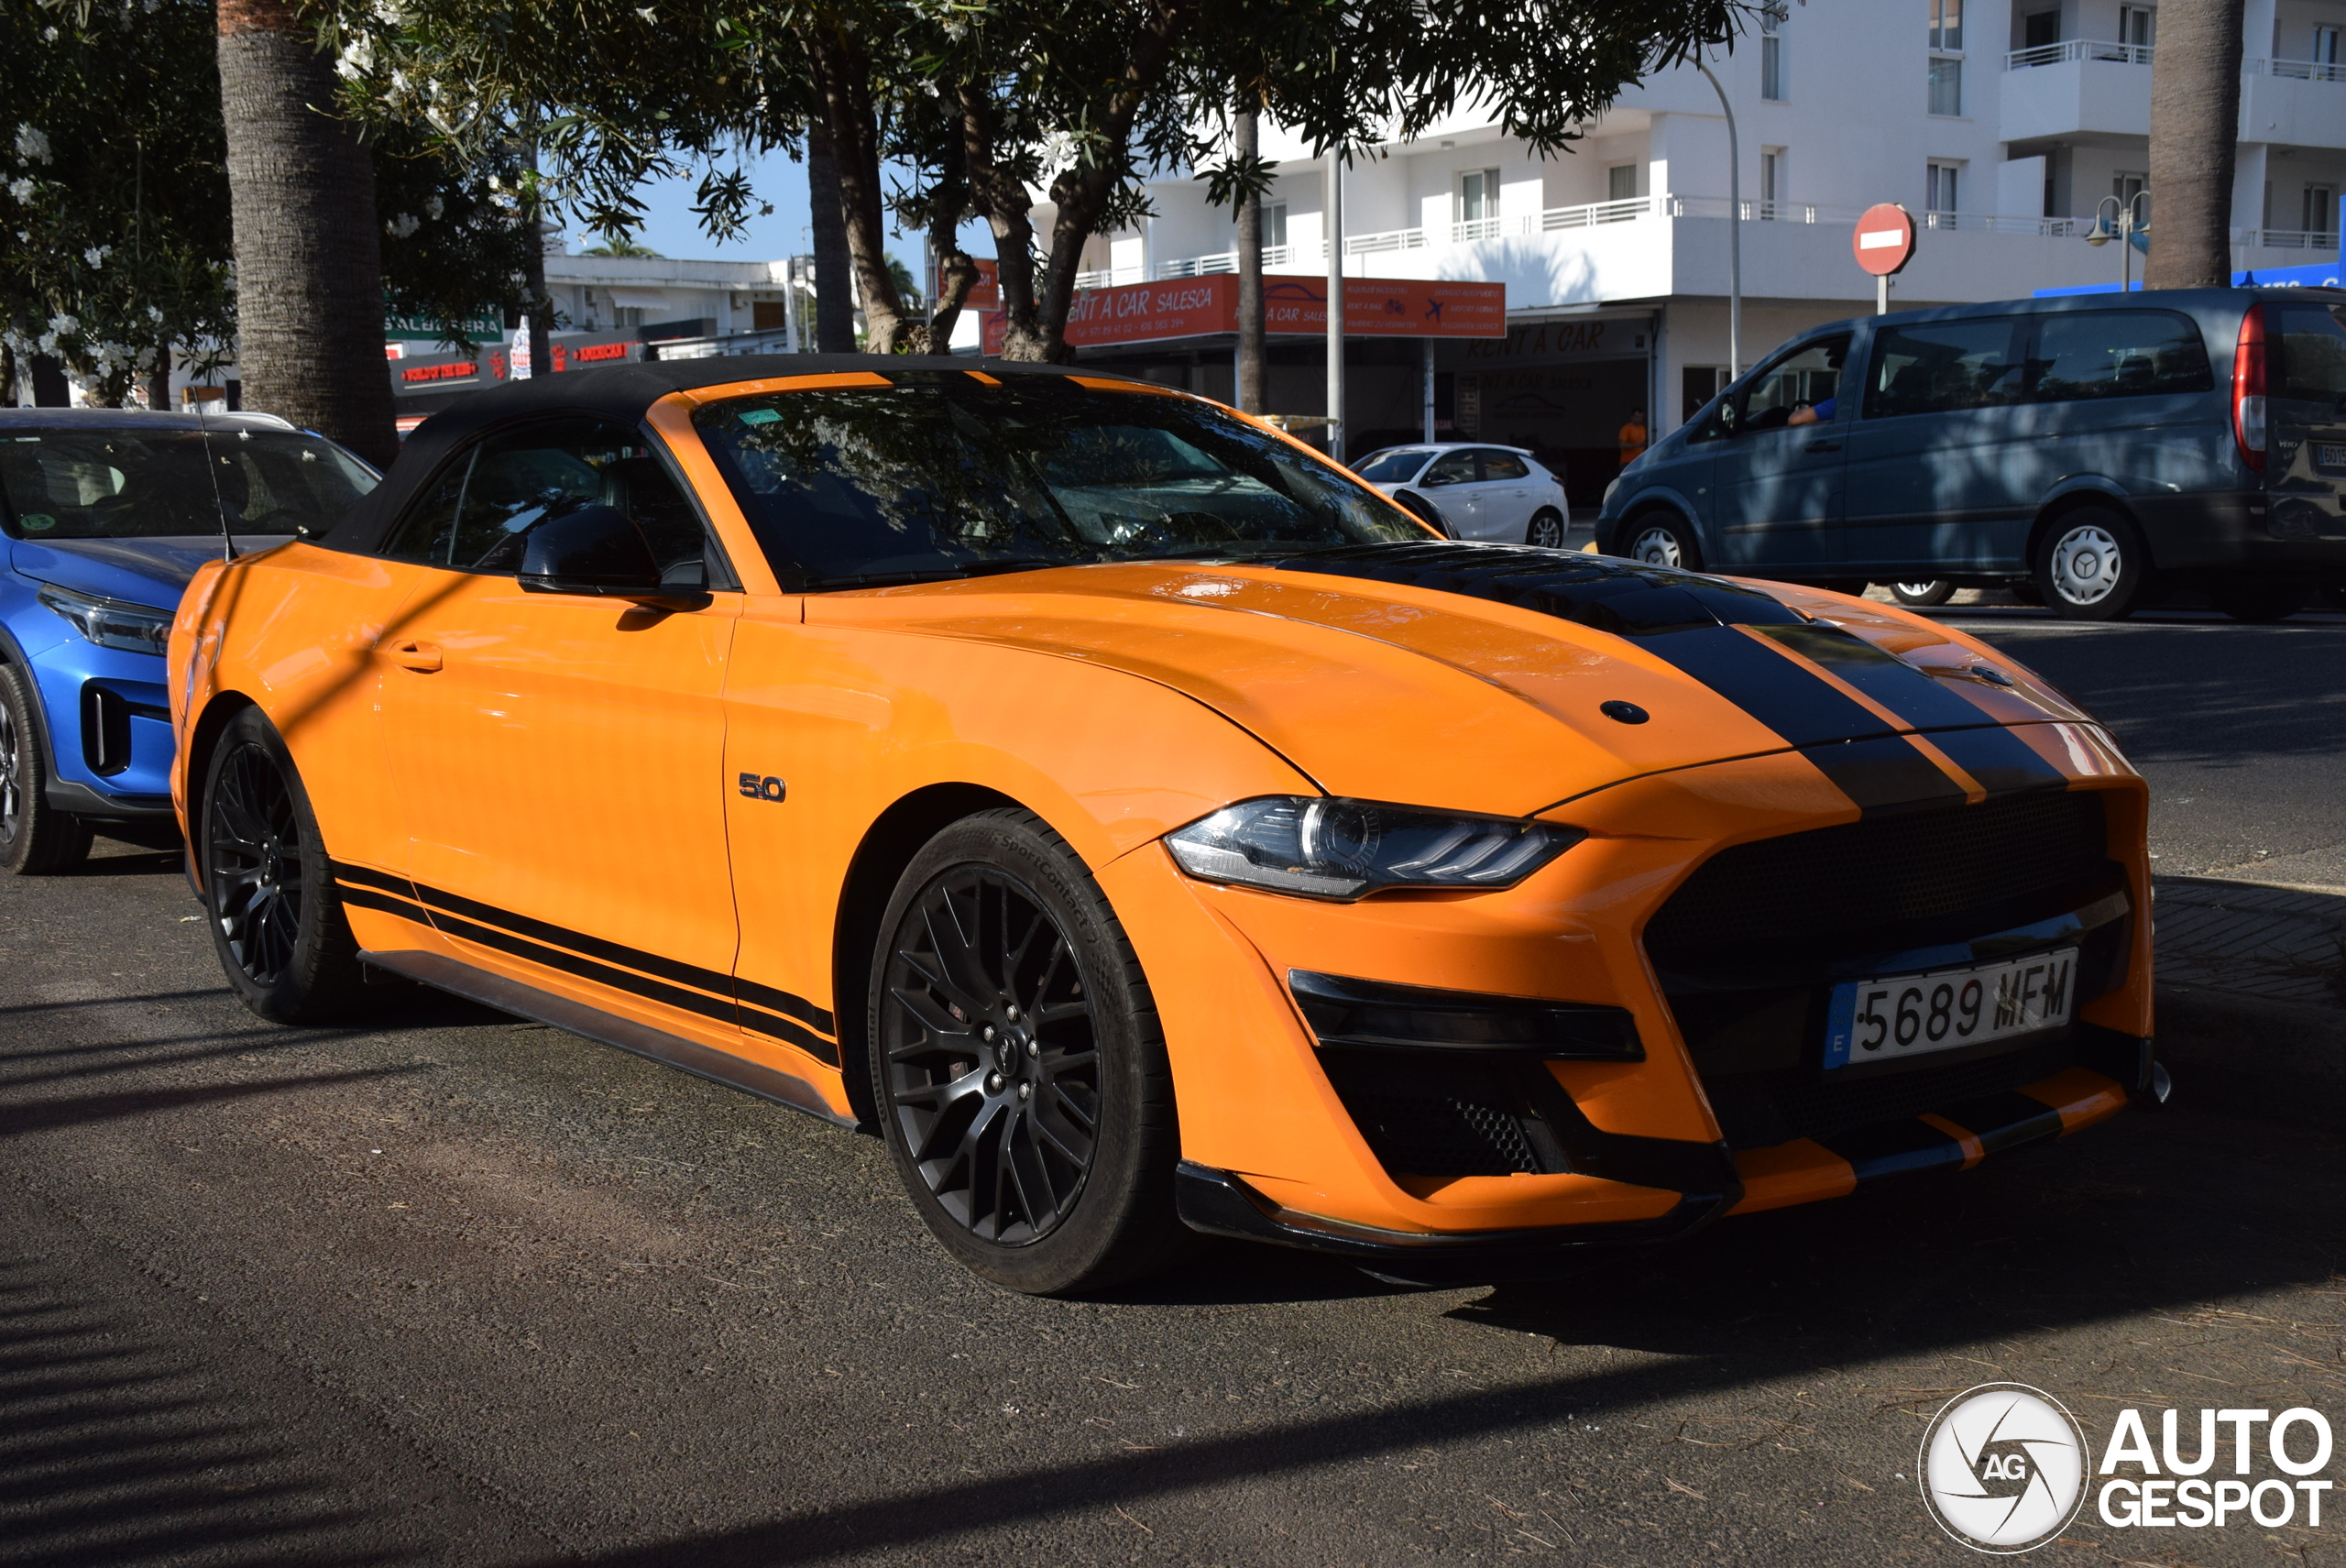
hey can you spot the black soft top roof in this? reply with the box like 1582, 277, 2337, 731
330, 353, 1129, 555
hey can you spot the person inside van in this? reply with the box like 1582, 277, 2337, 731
1786, 395, 1837, 426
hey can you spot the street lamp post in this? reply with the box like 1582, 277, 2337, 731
2085, 192, 2152, 291
1695, 60, 1742, 378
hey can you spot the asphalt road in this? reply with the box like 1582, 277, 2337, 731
6, 608, 2346, 1568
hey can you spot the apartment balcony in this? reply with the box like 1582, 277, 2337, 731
2241, 58, 2346, 149
2000, 39, 2154, 144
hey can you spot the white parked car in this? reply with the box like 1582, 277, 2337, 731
1352, 444, 1571, 548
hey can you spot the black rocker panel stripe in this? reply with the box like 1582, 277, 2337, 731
335, 881, 434, 925
329, 862, 839, 1064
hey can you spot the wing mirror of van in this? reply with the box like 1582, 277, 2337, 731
519, 505, 708, 609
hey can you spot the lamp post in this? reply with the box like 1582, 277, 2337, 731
2085, 192, 2152, 291
1695, 60, 1742, 378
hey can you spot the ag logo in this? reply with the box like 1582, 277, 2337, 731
1919, 1383, 2088, 1553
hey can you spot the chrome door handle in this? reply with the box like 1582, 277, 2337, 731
1803, 439, 1844, 453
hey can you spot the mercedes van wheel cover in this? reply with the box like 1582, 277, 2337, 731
2050, 524, 2123, 606
1629, 526, 1683, 567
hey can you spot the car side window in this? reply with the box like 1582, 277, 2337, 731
1480, 450, 1531, 480
1423, 451, 1479, 486
1738, 335, 1850, 433
2023, 310, 2213, 402
1864, 319, 2024, 419
379, 419, 717, 586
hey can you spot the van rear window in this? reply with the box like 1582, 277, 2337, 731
2272, 302, 2346, 402
2025, 310, 2212, 401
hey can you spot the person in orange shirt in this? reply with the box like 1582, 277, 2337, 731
1616, 408, 1648, 467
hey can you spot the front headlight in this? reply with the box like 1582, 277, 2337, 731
38, 585, 174, 654
1165, 796, 1584, 901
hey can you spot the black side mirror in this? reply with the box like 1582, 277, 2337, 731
518, 506, 705, 608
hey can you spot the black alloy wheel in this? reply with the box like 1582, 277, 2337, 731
0, 662, 91, 875
1891, 579, 1956, 607
201, 708, 365, 1022
1527, 509, 1567, 549
871, 809, 1187, 1293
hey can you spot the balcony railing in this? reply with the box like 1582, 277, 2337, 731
2250, 227, 2342, 249
2006, 38, 2154, 69
2253, 56, 2346, 81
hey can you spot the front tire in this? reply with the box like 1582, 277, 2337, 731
2034, 509, 2153, 621
1527, 509, 1566, 549
1623, 513, 1701, 570
0, 662, 91, 875
199, 707, 366, 1023
869, 808, 1187, 1295
1890, 579, 1956, 607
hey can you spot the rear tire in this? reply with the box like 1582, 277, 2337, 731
2209, 579, 2307, 623
1622, 513, 1702, 571
199, 707, 367, 1023
2034, 508, 2153, 621
0, 662, 92, 875
868, 808, 1189, 1295
1527, 509, 1566, 549
1890, 579, 1956, 607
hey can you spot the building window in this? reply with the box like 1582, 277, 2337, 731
1759, 149, 1783, 218
1760, 5, 1786, 100
1260, 201, 1288, 257
2023, 10, 2059, 49
2305, 185, 2337, 238
2314, 26, 2341, 75
1607, 164, 1638, 203
1926, 162, 1960, 219
2119, 5, 2155, 55
1457, 168, 1502, 238
1927, 0, 1961, 50
1928, 56, 1963, 115
2113, 170, 2148, 209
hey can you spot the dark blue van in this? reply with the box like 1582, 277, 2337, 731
1596, 288, 2346, 620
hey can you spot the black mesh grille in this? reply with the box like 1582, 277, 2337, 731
1644, 789, 2109, 965
1701, 1039, 2077, 1151
1317, 1052, 1543, 1179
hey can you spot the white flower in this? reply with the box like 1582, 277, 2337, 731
15, 125, 53, 164
147, 304, 163, 323
48, 313, 78, 334
423, 194, 444, 219
82, 244, 110, 267
388, 212, 420, 237
635, 5, 655, 19
335, 36, 374, 77
40, 26, 58, 41
36, 332, 59, 355
7, 177, 35, 203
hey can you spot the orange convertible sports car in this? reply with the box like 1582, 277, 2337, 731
169, 356, 2158, 1292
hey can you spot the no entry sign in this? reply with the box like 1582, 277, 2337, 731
1854, 203, 1917, 276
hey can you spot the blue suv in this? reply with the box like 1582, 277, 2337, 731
1598, 288, 2346, 621
0, 409, 377, 872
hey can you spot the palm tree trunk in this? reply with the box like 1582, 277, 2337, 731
214, 0, 396, 467
806, 121, 856, 354
2144, 0, 2245, 289
1234, 105, 1266, 415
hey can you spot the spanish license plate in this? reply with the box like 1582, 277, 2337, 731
1823, 948, 2078, 1070
2315, 442, 2346, 469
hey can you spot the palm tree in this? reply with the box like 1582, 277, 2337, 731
214, 0, 396, 467
2143, 0, 2245, 290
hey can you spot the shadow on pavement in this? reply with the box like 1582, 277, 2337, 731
0, 1255, 402, 1568
510, 1096, 2343, 1567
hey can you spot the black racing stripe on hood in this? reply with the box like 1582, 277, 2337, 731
1926, 725, 2071, 797
1262, 542, 1990, 817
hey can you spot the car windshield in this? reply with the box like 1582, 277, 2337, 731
1354, 448, 1431, 482
691, 376, 1429, 588
0, 426, 377, 540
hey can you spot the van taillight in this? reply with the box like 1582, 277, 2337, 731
2233, 303, 2268, 473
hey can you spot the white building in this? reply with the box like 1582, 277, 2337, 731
1031, 0, 2346, 500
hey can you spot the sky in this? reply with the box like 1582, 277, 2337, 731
586, 145, 983, 280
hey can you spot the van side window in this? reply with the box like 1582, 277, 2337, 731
379, 420, 717, 587
1865, 319, 2024, 418
2025, 311, 2213, 401
1738, 335, 1849, 432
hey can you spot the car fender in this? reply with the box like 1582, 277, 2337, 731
2026, 475, 2143, 555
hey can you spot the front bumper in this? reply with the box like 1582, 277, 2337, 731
1105, 728, 2154, 1271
